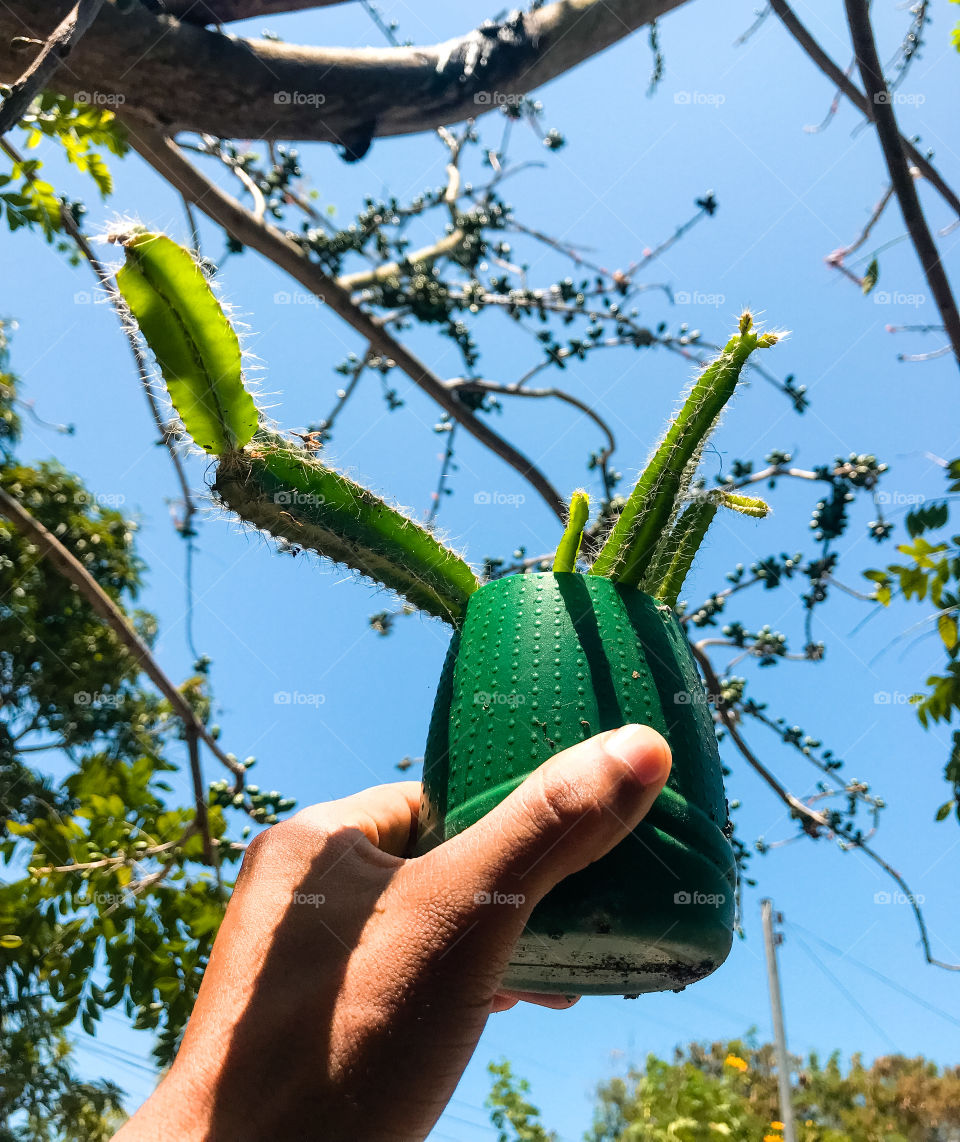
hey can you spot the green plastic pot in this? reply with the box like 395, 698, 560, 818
416, 572, 736, 996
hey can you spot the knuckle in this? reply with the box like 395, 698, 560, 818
534, 771, 605, 836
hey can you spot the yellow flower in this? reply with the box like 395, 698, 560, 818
764, 1135, 781, 1142
771, 1123, 784, 1131
724, 1054, 749, 1072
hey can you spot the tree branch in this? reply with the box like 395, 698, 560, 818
0, 0, 104, 138
691, 642, 960, 970
0, 487, 245, 857
843, 0, 960, 368
163, 0, 349, 24
121, 119, 567, 519
0, 0, 688, 144
769, 0, 960, 223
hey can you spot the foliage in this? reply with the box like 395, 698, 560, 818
0, 93, 126, 256
0, 328, 276, 1113
486, 1061, 557, 1142
485, 1040, 960, 1142
0, 995, 125, 1141
864, 460, 960, 822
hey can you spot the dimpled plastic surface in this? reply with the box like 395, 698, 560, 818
417, 572, 736, 995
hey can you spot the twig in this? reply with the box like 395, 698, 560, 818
825, 184, 894, 286
844, 0, 960, 368
769, 0, 960, 221
425, 422, 457, 527
121, 120, 567, 520
0, 0, 105, 138
448, 377, 618, 498
338, 229, 466, 291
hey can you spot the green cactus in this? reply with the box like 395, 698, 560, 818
552, 490, 590, 573
116, 233, 258, 454
589, 312, 780, 590
117, 232, 778, 623
117, 232, 480, 623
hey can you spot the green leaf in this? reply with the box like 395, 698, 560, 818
0, 933, 23, 948
938, 612, 958, 652
935, 800, 955, 821
552, 490, 590, 573
862, 257, 879, 295
117, 233, 258, 454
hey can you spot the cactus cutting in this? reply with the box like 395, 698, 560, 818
117, 231, 779, 996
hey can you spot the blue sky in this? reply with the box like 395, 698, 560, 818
2, 0, 959, 1135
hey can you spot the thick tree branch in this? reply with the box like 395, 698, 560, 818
122, 119, 566, 519
0, 0, 688, 144
844, 0, 960, 368
0, 0, 104, 137
163, 0, 349, 24
769, 0, 960, 222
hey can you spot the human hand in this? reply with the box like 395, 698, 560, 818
116, 724, 671, 1142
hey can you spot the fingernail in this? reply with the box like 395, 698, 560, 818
605, 724, 672, 785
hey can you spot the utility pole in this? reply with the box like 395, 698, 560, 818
761, 898, 796, 1142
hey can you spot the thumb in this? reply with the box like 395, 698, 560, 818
431, 724, 671, 912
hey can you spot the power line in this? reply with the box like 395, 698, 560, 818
789, 931, 898, 1053
786, 921, 960, 1032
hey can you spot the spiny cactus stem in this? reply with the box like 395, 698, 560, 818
552, 490, 590, 573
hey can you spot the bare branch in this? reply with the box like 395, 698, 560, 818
844, 0, 960, 368
0, 0, 104, 138
121, 120, 567, 519
770, 0, 960, 223
0, 0, 688, 144
691, 643, 960, 970
164, 0, 349, 24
